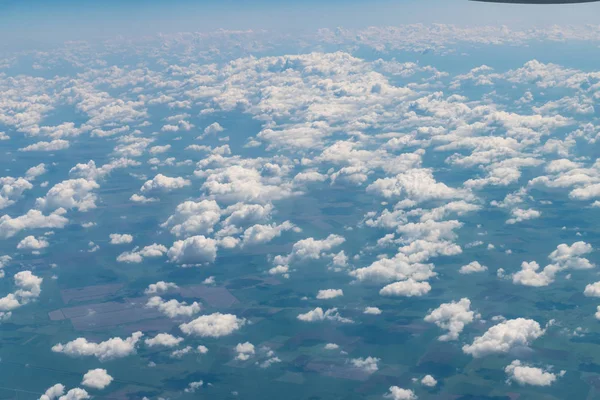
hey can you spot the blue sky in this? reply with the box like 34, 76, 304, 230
3, 0, 600, 48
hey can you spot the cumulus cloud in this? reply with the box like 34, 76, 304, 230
505, 360, 565, 386
167, 235, 218, 265
140, 174, 190, 192
19, 139, 69, 152
116, 243, 168, 263
380, 279, 431, 297
145, 281, 178, 295
364, 306, 382, 315
297, 307, 353, 323
145, 333, 184, 347
459, 261, 487, 274
384, 386, 418, 400
350, 356, 379, 373
0, 177, 33, 209
0, 209, 68, 239
109, 233, 133, 244
161, 200, 221, 237
424, 298, 478, 341
316, 289, 344, 299
179, 313, 246, 337
36, 179, 99, 212
146, 296, 201, 318
241, 221, 295, 246
17, 235, 49, 251
52, 332, 143, 361
235, 342, 255, 361
462, 318, 545, 358
274, 234, 345, 265
81, 369, 113, 390
421, 375, 437, 387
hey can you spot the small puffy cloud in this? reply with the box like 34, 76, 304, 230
161, 200, 221, 237
462, 318, 545, 358
170, 346, 193, 359
109, 233, 133, 244
364, 306, 382, 315
17, 235, 49, 250
130, 194, 158, 203
184, 381, 204, 393
241, 221, 295, 246
149, 144, 171, 154
324, 343, 339, 350
548, 241, 593, 269
19, 139, 69, 152
506, 208, 541, 225
167, 235, 218, 265
58, 388, 89, 400
36, 179, 99, 212
424, 298, 478, 341
512, 261, 559, 287
505, 360, 565, 386
275, 234, 345, 265
144, 281, 178, 295
384, 386, 417, 400
179, 313, 246, 337
0, 177, 33, 209
421, 375, 437, 387
51, 332, 143, 361
297, 307, 353, 323
140, 174, 190, 193
203, 122, 224, 136
144, 333, 184, 348
380, 279, 431, 297
25, 163, 47, 180
235, 342, 255, 361
316, 289, 344, 299
459, 261, 487, 274
146, 296, 201, 318
40, 383, 65, 400
117, 243, 168, 263
584, 282, 600, 297
350, 356, 379, 373
81, 369, 113, 390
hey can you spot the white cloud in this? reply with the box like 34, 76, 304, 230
58, 388, 89, 400
462, 318, 545, 358
421, 375, 437, 387
130, 194, 158, 203
25, 163, 47, 180
275, 234, 345, 265
36, 179, 99, 212
140, 174, 190, 192
51, 332, 143, 361
241, 221, 295, 246
144, 333, 184, 347
17, 235, 49, 250
0, 177, 33, 209
161, 200, 221, 237
364, 306, 382, 315
506, 208, 541, 225
149, 144, 171, 154
297, 307, 353, 323
235, 342, 255, 361
0, 209, 67, 238
109, 233, 133, 244
184, 381, 204, 393
459, 261, 488, 274
19, 139, 69, 152
316, 289, 344, 299
144, 281, 178, 295
505, 360, 564, 386
170, 346, 193, 359
81, 369, 113, 390
167, 235, 218, 265
146, 296, 201, 318
385, 386, 417, 400
179, 313, 246, 337
350, 356, 379, 373
584, 281, 600, 297
40, 384, 65, 400
424, 298, 478, 341
380, 279, 431, 297
117, 243, 168, 263
324, 343, 339, 350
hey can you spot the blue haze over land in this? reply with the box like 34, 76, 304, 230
0, 1, 600, 400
